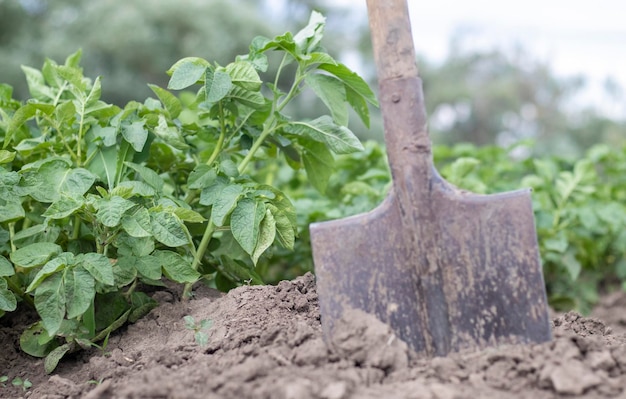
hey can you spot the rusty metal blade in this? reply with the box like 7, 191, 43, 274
310, 0, 552, 356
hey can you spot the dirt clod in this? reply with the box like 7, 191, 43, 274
1, 272, 626, 398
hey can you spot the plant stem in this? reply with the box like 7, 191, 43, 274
6, 276, 34, 308
72, 215, 81, 240
237, 126, 275, 174
206, 103, 226, 166
182, 218, 216, 299
8, 222, 16, 253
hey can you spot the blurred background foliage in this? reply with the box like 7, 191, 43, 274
2, 0, 624, 158
1, 0, 625, 311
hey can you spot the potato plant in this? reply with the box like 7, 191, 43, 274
0, 12, 377, 372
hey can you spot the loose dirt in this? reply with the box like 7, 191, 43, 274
2, 273, 626, 399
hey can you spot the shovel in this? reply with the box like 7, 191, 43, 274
310, 0, 552, 356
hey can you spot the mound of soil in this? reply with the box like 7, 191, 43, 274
2, 273, 626, 399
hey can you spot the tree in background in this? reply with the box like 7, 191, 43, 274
1, 0, 623, 155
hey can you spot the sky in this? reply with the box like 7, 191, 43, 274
320, 0, 626, 118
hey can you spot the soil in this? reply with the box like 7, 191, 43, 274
2, 273, 626, 399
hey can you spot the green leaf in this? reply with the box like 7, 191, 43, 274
268, 204, 296, 250
0, 279, 17, 312
0, 256, 14, 277
150, 210, 189, 247
148, 84, 182, 118
345, 86, 371, 128
34, 273, 65, 336
167, 59, 208, 90
43, 196, 84, 219
0, 150, 15, 164
167, 207, 206, 223
122, 120, 148, 152
121, 208, 152, 237
231, 198, 266, 255
252, 209, 276, 265
88, 145, 117, 188
20, 322, 59, 358
226, 61, 262, 91
302, 140, 335, 192
44, 343, 72, 374
22, 159, 95, 202
220, 159, 239, 178
128, 291, 158, 323
64, 266, 95, 319
285, 116, 363, 154
128, 255, 161, 280
11, 242, 62, 269
80, 253, 115, 286
20, 65, 55, 101
318, 63, 378, 106
205, 69, 232, 104
293, 11, 326, 54
155, 251, 200, 283
124, 162, 164, 191
212, 184, 245, 226
85, 76, 102, 107
305, 74, 348, 126
27, 253, 72, 293
154, 114, 188, 149
188, 165, 217, 190
96, 196, 136, 227
228, 86, 266, 109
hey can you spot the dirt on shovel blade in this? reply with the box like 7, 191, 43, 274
2, 273, 626, 399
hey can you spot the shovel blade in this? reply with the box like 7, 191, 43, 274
311, 181, 552, 356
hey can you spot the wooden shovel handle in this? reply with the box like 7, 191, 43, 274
366, 0, 432, 186
366, 0, 419, 81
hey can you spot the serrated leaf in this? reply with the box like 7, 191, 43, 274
80, 253, 115, 286
205, 69, 232, 103
34, 273, 65, 336
252, 209, 276, 265
226, 61, 262, 91
44, 343, 72, 374
231, 198, 266, 255
150, 210, 189, 247
64, 266, 95, 319
96, 195, 135, 227
211, 184, 244, 226
285, 116, 363, 154
148, 84, 182, 118
305, 74, 348, 126
122, 120, 148, 152
167, 59, 207, 90
11, 242, 62, 269
155, 250, 200, 283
